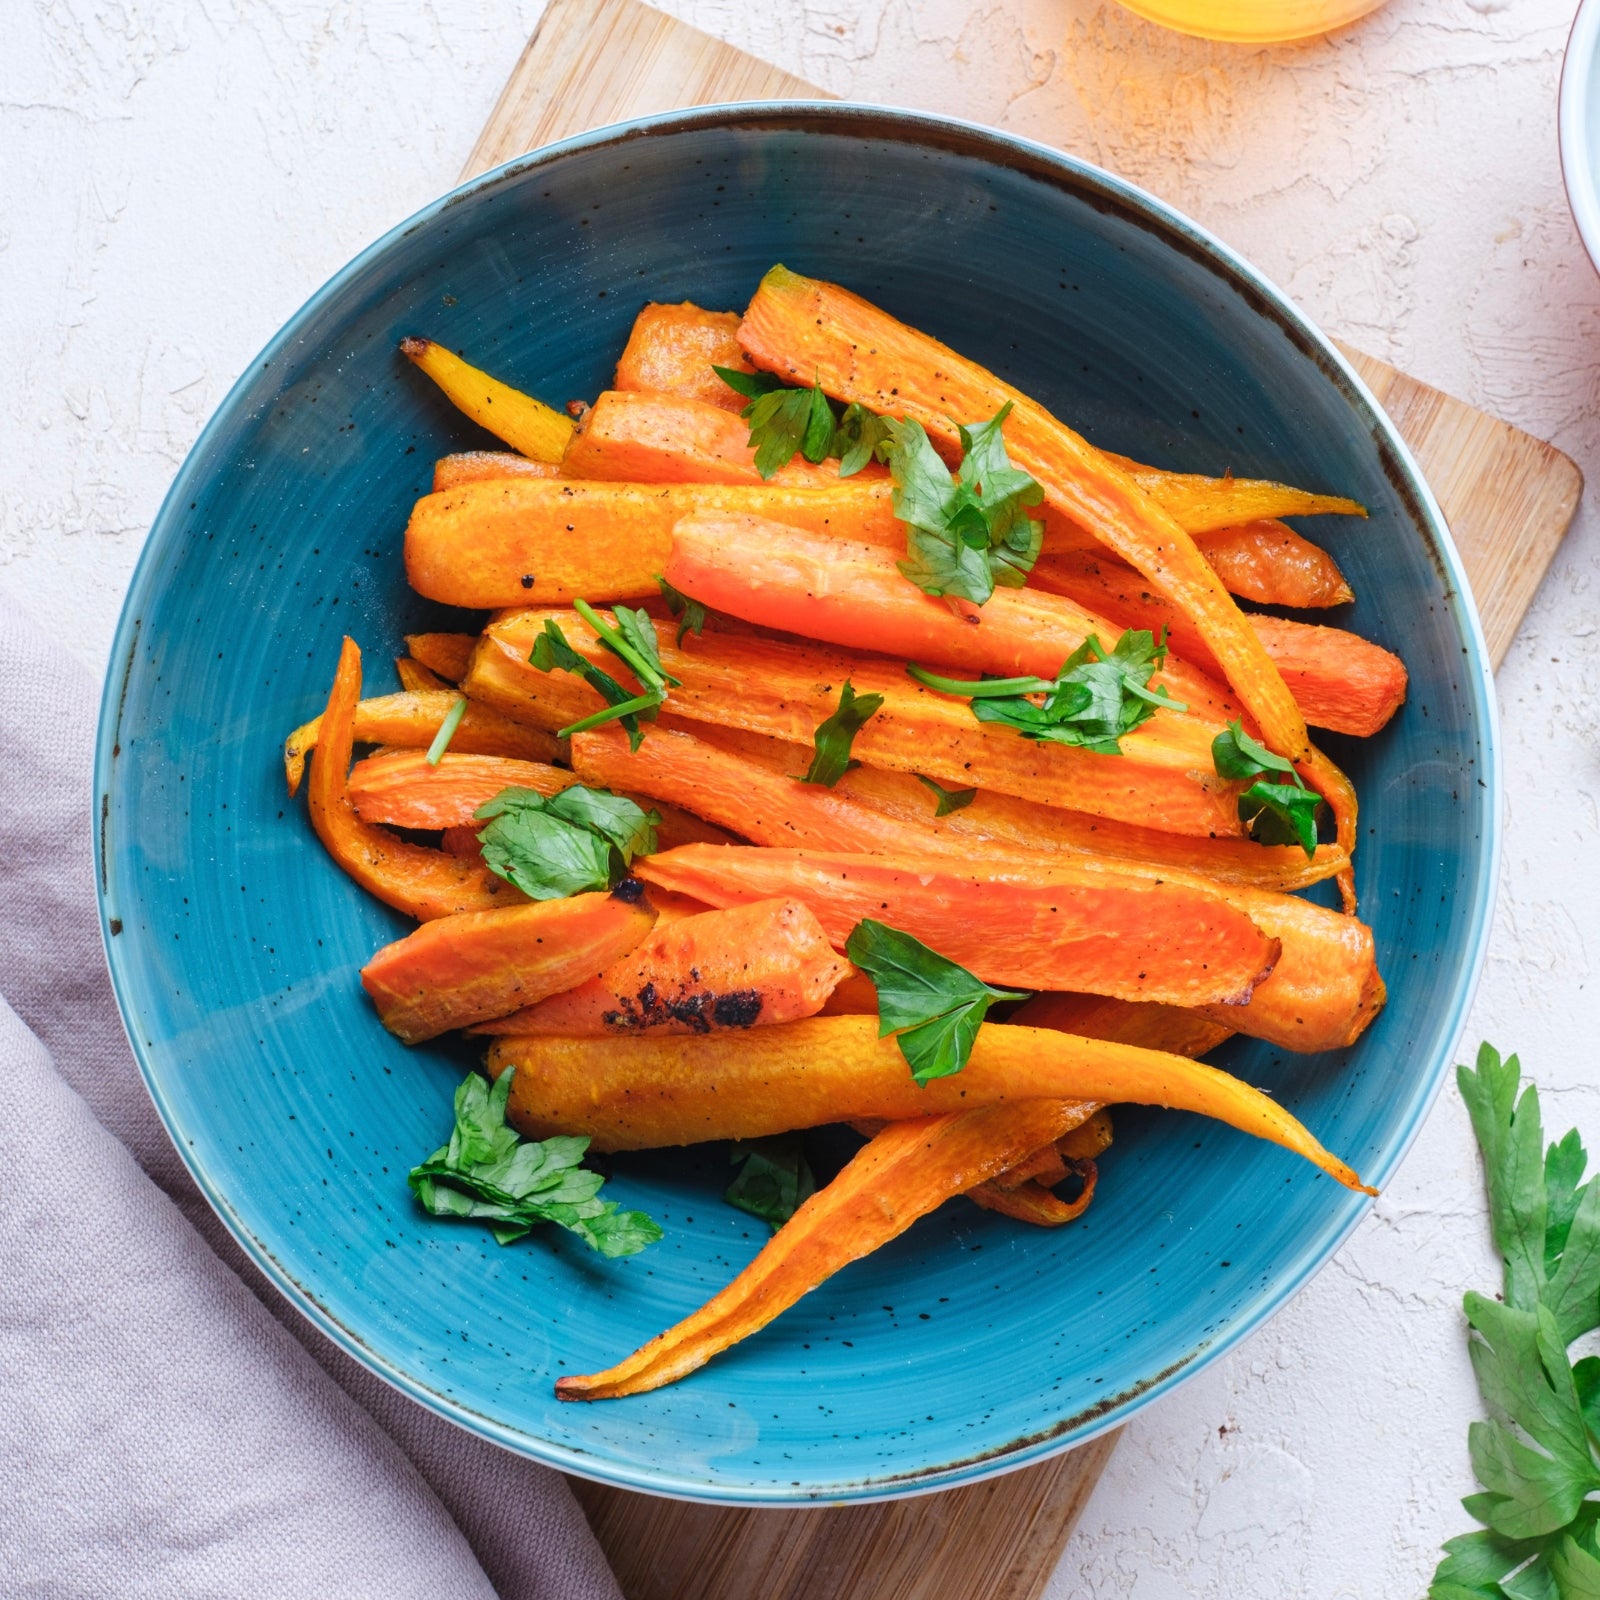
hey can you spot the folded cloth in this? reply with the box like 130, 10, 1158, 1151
0, 598, 622, 1600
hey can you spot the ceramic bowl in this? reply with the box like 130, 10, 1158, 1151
1562, 0, 1600, 273
96, 104, 1498, 1503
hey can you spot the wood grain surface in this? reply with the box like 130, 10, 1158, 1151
464, 3, 1581, 1595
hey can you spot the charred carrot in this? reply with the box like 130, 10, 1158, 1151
404, 477, 902, 609
433, 452, 562, 492
632, 844, 1279, 1007
403, 632, 476, 683
284, 689, 558, 797
555, 1100, 1084, 1399
1193, 521, 1353, 607
361, 887, 657, 1044
614, 302, 756, 412
475, 898, 849, 1036
737, 266, 1361, 903
399, 337, 574, 462
304, 639, 528, 921
490, 1014, 1375, 1193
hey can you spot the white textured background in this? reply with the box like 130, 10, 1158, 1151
7, 1, 1598, 1594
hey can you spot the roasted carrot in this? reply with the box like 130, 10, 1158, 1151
284, 689, 559, 797
633, 844, 1278, 1008
489, 1013, 1375, 1192
399, 336, 574, 463
992, 1141, 1070, 1190
394, 656, 451, 693
404, 632, 476, 683
404, 477, 902, 609
474, 898, 849, 1036
970, 1165, 1097, 1226
1029, 550, 1406, 737
1193, 521, 1354, 607
569, 721, 1347, 893
360, 887, 657, 1044
614, 302, 755, 412
1101, 456, 1366, 535
467, 608, 1246, 837
737, 266, 1360, 904
1012, 992, 1236, 1059
555, 1100, 1085, 1399
663, 513, 1237, 720
434, 452, 561, 491
304, 639, 528, 921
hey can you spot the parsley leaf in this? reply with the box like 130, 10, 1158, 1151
916, 775, 977, 816
725, 1134, 816, 1232
529, 601, 678, 749
845, 919, 1029, 1085
656, 576, 708, 645
409, 1068, 661, 1258
907, 629, 1186, 756
715, 367, 890, 480
834, 402, 894, 478
712, 364, 787, 403
801, 680, 884, 787
474, 784, 658, 900
1211, 720, 1324, 857
883, 404, 1045, 605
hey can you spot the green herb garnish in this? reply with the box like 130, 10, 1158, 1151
916, 775, 978, 816
1429, 1043, 1600, 1596
800, 680, 884, 787
884, 404, 1045, 605
725, 1134, 816, 1231
845, 919, 1029, 1085
713, 367, 892, 480
425, 695, 467, 766
529, 600, 679, 750
409, 1068, 661, 1257
474, 784, 658, 900
908, 629, 1186, 756
655, 576, 708, 645
1212, 719, 1323, 857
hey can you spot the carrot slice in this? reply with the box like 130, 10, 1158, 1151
394, 657, 450, 693
474, 898, 849, 1036
664, 513, 1236, 720
404, 632, 476, 683
632, 843, 1278, 1008
468, 608, 1245, 837
360, 887, 657, 1044
304, 639, 528, 921
399, 337, 574, 463
1193, 521, 1353, 607
737, 266, 1361, 904
489, 1014, 1375, 1193
348, 750, 573, 828
434, 452, 561, 491
1013, 992, 1236, 1059
284, 689, 558, 797
569, 721, 1346, 892
405, 478, 902, 610
554, 1100, 1084, 1400
614, 302, 755, 412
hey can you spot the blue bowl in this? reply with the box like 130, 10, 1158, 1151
96, 105, 1499, 1503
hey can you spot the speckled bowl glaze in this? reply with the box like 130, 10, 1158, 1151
96, 105, 1498, 1503
1562, 0, 1600, 274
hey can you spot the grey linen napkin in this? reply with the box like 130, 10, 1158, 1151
0, 597, 623, 1600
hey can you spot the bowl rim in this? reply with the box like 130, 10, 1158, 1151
95, 99, 1502, 1505
1560, 0, 1600, 277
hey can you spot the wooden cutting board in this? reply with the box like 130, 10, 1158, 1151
461, 4, 1583, 1595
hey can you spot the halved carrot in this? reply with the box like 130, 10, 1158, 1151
1029, 550, 1406, 737
1013, 991, 1235, 1059
1101, 455, 1367, 535
468, 608, 1245, 837
1193, 521, 1353, 607
632, 844, 1278, 1007
474, 898, 849, 1036
434, 452, 561, 491
400, 336, 574, 462
404, 632, 476, 683
561, 391, 877, 487
664, 513, 1236, 720
569, 721, 1346, 893
555, 1100, 1084, 1399
395, 657, 450, 693
614, 302, 755, 412
304, 639, 528, 921
360, 887, 657, 1044
489, 1013, 1375, 1193
404, 477, 902, 609
284, 689, 558, 797
737, 267, 1361, 904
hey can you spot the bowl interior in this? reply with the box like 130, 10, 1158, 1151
97, 107, 1495, 1502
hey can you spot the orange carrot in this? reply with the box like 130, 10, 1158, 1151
474, 898, 849, 1036
737, 266, 1360, 905
360, 887, 657, 1044
467, 608, 1246, 837
490, 1014, 1375, 1193
614, 302, 755, 412
433, 452, 561, 491
969, 1166, 1097, 1226
1101, 456, 1366, 535
555, 1100, 1084, 1399
1193, 521, 1353, 607
348, 751, 574, 828
404, 633, 476, 683
1012, 991, 1235, 1059
304, 639, 528, 921
404, 477, 902, 609
632, 844, 1278, 1008
394, 657, 450, 693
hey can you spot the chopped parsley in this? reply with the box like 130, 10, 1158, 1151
800, 680, 884, 787
725, 1134, 816, 1231
714, 366, 892, 480
529, 599, 679, 749
916, 775, 978, 816
1212, 719, 1323, 857
474, 784, 658, 901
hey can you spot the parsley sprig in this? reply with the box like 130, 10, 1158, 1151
409, 1068, 661, 1258
1212, 720, 1323, 858
1430, 1043, 1600, 1596
916, 775, 977, 816
714, 367, 891, 479
725, 1134, 816, 1231
655, 576, 708, 645
845, 919, 1028, 1085
907, 629, 1186, 756
800, 680, 884, 787
474, 784, 658, 900
530, 599, 678, 750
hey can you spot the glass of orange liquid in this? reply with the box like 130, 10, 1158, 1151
1115, 0, 1387, 42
